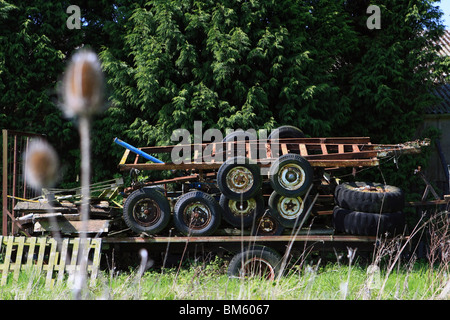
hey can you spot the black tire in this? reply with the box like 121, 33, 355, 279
269, 153, 313, 197
335, 181, 404, 213
173, 191, 222, 236
268, 191, 310, 228
122, 187, 171, 235
219, 193, 264, 228
332, 206, 406, 236
268, 126, 305, 158
252, 210, 285, 236
217, 156, 262, 201
268, 125, 305, 140
227, 245, 282, 280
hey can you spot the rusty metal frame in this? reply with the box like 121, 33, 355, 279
103, 234, 380, 244
117, 137, 429, 172
101, 233, 398, 255
2, 129, 45, 236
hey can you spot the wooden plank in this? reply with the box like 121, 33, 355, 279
36, 237, 47, 271
45, 239, 58, 287
193, 148, 200, 163
89, 239, 102, 285
211, 143, 216, 162
266, 143, 272, 159
69, 238, 80, 276
247, 141, 257, 160
338, 144, 344, 154
79, 238, 91, 278
57, 239, 70, 284
299, 144, 308, 156
0, 236, 102, 288
281, 144, 288, 155
26, 237, 37, 268
34, 219, 110, 234
0, 237, 4, 284
136, 137, 372, 154
1, 237, 14, 285
119, 149, 131, 165
321, 144, 328, 155
13, 237, 25, 282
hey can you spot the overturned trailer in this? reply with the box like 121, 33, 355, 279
106, 127, 431, 277
6, 126, 435, 278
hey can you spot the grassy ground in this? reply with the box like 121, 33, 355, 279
0, 254, 448, 300
0, 211, 448, 300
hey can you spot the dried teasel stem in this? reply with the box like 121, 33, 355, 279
62, 49, 105, 299
24, 140, 59, 190
62, 49, 104, 118
23, 139, 62, 251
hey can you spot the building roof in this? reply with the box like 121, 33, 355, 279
437, 30, 450, 57
427, 83, 450, 115
426, 30, 450, 115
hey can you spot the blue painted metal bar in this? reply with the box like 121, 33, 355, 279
114, 138, 164, 164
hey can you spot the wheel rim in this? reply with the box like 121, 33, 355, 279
133, 198, 161, 227
183, 201, 212, 230
277, 196, 305, 220
351, 184, 389, 193
278, 163, 305, 191
257, 216, 278, 235
228, 198, 256, 217
240, 257, 276, 280
226, 166, 254, 194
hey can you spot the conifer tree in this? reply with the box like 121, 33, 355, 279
1, 0, 448, 189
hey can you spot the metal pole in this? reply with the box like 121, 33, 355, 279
113, 138, 164, 163
11, 135, 17, 235
2, 130, 8, 235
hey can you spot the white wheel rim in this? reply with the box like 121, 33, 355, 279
278, 163, 305, 191
228, 198, 256, 217
226, 166, 254, 193
277, 196, 305, 220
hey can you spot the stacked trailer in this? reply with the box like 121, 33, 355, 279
108, 127, 430, 277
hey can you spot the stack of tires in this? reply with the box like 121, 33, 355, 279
216, 152, 314, 236
264, 125, 311, 233
121, 125, 316, 237
333, 182, 406, 236
216, 156, 264, 233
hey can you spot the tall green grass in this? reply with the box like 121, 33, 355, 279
0, 210, 448, 300
0, 255, 448, 300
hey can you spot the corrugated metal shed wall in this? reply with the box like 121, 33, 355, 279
422, 30, 450, 195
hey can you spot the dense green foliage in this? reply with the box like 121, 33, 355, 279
1, 0, 448, 191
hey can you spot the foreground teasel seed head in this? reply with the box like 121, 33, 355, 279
24, 140, 60, 190
62, 49, 104, 117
